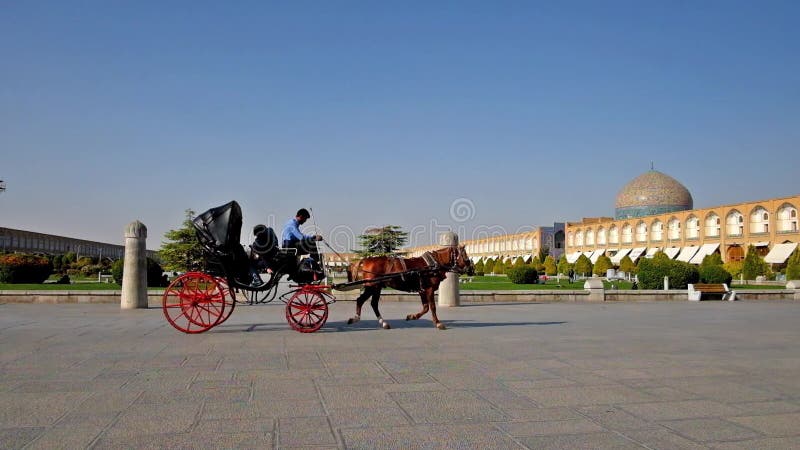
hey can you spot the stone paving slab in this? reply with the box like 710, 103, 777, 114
1, 300, 800, 449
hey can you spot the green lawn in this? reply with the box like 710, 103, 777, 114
459, 275, 632, 290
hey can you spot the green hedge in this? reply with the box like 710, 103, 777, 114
637, 257, 699, 289
0, 253, 53, 283
506, 266, 539, 284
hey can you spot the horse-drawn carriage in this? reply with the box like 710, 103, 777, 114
162, 201, 474, 334
162, 201, 333, 333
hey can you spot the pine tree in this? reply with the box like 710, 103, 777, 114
354, 226, 408, 257
484, 258, 495, 274
593, 255, 613, 276
742, 245, 769, 280
538, 246, 550, 264
574, 254, 593, 277
619, 255, 637, 274
544, 255, 557, 276
159, 209, 204, 272
557, 255, 571, 276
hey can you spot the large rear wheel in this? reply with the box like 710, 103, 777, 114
285, 289, 328, 333
162, 272, 226, 333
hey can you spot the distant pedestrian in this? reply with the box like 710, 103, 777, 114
568, 268, 574, 283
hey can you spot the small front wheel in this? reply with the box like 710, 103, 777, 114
285, 289, 328, 333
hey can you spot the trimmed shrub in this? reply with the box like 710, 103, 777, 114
723, 260, 743, 279
700, 264, 733, 284
474, 271, 485, 277
593, 255, 613, 276
0, 253, 53, 283
543, 255, 557, 276
742, 245, 769, 280
637, 257, 699, 289
556, 255, 571, 276
786, 249, 800, 280
474, 260, 484, 273
484, 259, 495, 273
506, 266, 539, 284
619, 255, 636, 274
574, 254, 593, 277
111, 259, 124, 285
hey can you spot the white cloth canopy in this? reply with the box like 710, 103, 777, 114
645, 247, 661, 258
676, 246, 699, 262
610, 248, 632, 265
689, 243, 720, 264
566, 251, 582, 263
590, 249, 606, 264
764, 242, 798, 264
663, 247, 681, 259
628, 247, 647, 262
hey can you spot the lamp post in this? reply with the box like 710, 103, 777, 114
0, 179, 6, 193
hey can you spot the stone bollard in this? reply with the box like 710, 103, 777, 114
584, 277, 605, 302
437, 231, 460, 307
787, 280, 800, 301
121, 221, 148, 309
664, 276, 669, 291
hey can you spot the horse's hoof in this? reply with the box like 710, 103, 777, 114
405, 314, 413, 321
347, 316, 360, 325
436, 322, 447, 330
382, 322, 391, 329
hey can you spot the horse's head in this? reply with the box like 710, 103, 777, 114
433, 245, 473, 275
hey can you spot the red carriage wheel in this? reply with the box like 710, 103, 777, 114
285, 289, 329, 333
162, 272, 226, 333
213, 277, 236, 326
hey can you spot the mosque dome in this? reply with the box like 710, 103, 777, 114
615, 170, 693, 220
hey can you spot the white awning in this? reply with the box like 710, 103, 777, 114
765, 242, 798, 264
566, 251, 582, 263
689, 243, 720, 264
470, 256, 482, 263
645, 247, 661, 258
606, 248, 619, 253
628, 247, 647, 262
676, 246, 699, 262
590, 249, 606, 264
582, 251, 594, 260
753, 241, 770, 247
663, 247, 681, 259
610, 248, 631, 265
523, 255, 532, 262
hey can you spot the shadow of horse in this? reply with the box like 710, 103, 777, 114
326, 319, 567, 331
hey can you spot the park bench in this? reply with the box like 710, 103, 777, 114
688, 283, 736, 301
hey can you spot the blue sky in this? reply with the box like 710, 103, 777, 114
2, 1, 799, 251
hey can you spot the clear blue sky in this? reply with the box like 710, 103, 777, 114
2, 1, 799, 251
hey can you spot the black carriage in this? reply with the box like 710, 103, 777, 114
162, 201, 334, 333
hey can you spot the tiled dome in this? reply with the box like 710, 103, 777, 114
615, 170, 693, 220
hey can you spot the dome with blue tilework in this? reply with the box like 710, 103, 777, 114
615, 170, 693, 220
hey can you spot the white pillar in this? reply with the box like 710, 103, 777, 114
664, 276, 669, 291
438, 232, 460, 307
584, 277, 605, 302
121, 221, 148, 309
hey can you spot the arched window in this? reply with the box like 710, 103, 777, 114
668, 218, 681, 240
567, 232, 574, 247
575, 231, 584, 246
750, 206, 770, 234
635, 221, 648, 242
651, 220, 664, 241
586, 229, 595, 246
609, 225, 619, 244
726, 210, 744, 236
686, 215, 699, 239
705, 213, 720, 237
622, 224, 633, 244
777, 203, 798, 232
597, 227, 607, 245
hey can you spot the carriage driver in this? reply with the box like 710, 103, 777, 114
282, 208, 323, 263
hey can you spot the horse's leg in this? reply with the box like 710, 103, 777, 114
427, 289, 446, 330
406, 290, 430, 321
368, 288, 390, 329
348, 286, 373, 324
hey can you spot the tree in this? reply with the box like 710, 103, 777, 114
494, 258, 506, 275
557, 255, 571, 276
699, 252, 732, 284
159, 209, 205, 272
574, 254, 593, 277
474, 260, 485, 274
619, 255, 637, 274
354, 225, 408, 257
537, 246, 550, 264
786, 249, 800, 280
513, 257, 526, 268
593, 255, 613, 276
543, 255, 557, 276
484, 258, 495, 274
742, 245, 769, 280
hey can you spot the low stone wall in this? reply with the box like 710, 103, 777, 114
0, 289, 797, 305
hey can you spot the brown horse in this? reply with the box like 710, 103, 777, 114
345, 246, 473, 330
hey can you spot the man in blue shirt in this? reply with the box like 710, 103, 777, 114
282, 208, 323, 263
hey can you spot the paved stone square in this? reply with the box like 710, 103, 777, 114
1, 300, 799, 449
